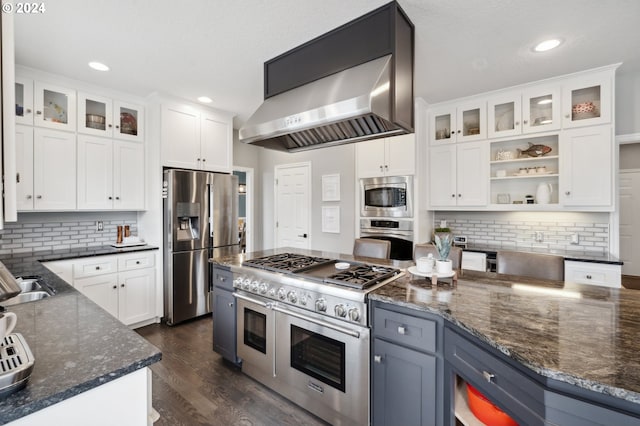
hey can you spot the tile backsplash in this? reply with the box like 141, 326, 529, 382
0, 213, 138, 255
434, 212, 610, 253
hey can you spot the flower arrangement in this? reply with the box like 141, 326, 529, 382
434, 233, 452, 261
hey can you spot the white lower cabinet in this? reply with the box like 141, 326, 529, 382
564, 260, 621, 288
43, 251, 156, 327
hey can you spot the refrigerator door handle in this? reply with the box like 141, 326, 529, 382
208, 183, 214, 239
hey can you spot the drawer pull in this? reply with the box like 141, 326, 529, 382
586, 275, 592, 279
136, 261, 141, 264
95, 266, 100, 270
483, 371, 495, 383
374, 355, 382, 364
397, 326, 406, 335
219, 276, 226, 282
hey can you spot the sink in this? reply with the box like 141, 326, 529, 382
1, 276, 55, 306
2, 291, 50, 306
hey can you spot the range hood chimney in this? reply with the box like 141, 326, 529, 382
240, 1, 414, 152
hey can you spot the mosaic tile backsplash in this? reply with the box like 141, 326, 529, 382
0, 219, 138, 255
434, 213, 609, 253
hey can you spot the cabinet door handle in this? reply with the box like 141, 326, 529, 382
112, 285, 117, 289
565, 191, 571, 196
116, 125, 120, 129
202, 159, 206, 163
397, 326, 406, 335
565, 113, 571, 119
451, 194, 455, 198
523, 120, 528, 124
457, 130, 461, 134
115, 196, 120, 200
121, 284, 125, 288
136, 261, 141, 265
458, 193, 462, 198
95, 266, 100, 270
108, 124, 113, 128
26, 195, 32, 200
379, 165, 383, 172
385, 165, 388, 170
219, 276, 226, 281
515, 121, 520, 126
36, 195, 42, 199
483, 371, 495, 383
586, 275, 592, 279
197, 158, 201, 162
26, 108, 32, 114
108, 196, 113, 200
36, 110, 42, 115
374, 355, 382, 364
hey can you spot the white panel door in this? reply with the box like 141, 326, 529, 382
77, 135, 113, 210
118, 269, 155, 325
619, 170, 640, 276
75, 274, 119, 319
275, 163, 311, 249
161, 104, 200, 169
33, 128, 76, 210
200, 112, 231, 173
113, 140, 144, 210
428, 145, 457, 207
456, 141, 488, 206
15, 125, 34, 211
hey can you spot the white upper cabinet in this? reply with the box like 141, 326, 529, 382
430, 101, 486, 145
162, 103, 233, 173
78, 93, 144, 142
562, 72, 612, 129
15, 125, 34, 211
356, 134, 415, 178
33, 81, 76, 131
487, 86, 561, 139
429, 142, 487, 208
33, 128, 77, 210
560, 125, 612, 207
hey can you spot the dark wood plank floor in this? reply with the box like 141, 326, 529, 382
136, 317, 328, 426
622, 275, 640, 290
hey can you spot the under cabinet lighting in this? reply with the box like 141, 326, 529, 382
533, 39, 562, 52
197, 96, 213, 103
88, 61, 109, 71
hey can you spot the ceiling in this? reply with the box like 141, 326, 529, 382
13, 0, 640, 128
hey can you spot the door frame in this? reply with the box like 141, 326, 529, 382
614, 133, 640, 257
233, 166, 254, 253
274, 162, 312, 249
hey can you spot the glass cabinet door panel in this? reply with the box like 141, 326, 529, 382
34, 82, 76, 131
43, 89, 69, 124
114, 101, 144, 142
488, 94, 521, 139
457, 101, 486, 141
434, 113, 453, 142
85, 100, 107, 131
462, 108, 481, 137
494, 102, 515, 132
78, 93, 113, 136
570, 85, 601, 121
15, 77, 34, 125
528, 95, 554, 127
522, 86, 560, 133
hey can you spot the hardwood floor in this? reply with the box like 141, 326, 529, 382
622, 274, 640, 290
136, 317, 328, 426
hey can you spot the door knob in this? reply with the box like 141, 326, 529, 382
298, 233, 308, 238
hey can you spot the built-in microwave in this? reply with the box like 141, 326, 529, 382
360, 176, 413, 218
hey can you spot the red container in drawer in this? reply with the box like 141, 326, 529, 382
467, 383, 518, 426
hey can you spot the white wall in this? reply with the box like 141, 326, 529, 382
232, 131, 262, 250
258, 144, 357, 254
616, 71, 640, 135
620, 143, 640, 170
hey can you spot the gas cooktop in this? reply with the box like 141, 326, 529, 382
241, 253, 400, 290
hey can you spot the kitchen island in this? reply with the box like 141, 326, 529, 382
214, 248, 640, 425
0, 246, 161, 425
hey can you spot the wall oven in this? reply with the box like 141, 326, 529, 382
360, 218, 414, 260
360, 175, 413, 218
234, 291, 370, 425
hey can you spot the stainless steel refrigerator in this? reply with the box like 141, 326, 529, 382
163, 169, 239, 325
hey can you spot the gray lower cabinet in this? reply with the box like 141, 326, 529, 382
212, 266, 240, 364
445, 325, 640, 426
370, 302, 443, 426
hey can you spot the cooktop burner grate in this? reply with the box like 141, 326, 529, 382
243, 253, 334, 273
325, 265, 399, 289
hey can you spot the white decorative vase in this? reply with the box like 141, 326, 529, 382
436, 259, 452, 274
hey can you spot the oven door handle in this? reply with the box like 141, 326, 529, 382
361, 229, 412, 240
271, 305, 361, 339
233, 292, 271, 308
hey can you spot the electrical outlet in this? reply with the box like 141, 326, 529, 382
570, 233, 580, 245
534, 231, 544, 242
96, 221, 104, 231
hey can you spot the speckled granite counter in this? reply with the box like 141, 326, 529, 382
369, 271, 640, 408
0, 246, 161, 424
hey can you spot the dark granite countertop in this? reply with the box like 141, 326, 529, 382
0, 246, 161, 424
460, 243, 622, 265
369, 270, 640, 407
214, 248, 638, 411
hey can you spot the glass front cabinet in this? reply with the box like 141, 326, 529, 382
430, 101, 486, 145
33, 81, 76, 131
562, 72, 612, 128
78, 93, 144, 142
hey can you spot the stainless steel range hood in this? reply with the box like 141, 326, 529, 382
239, 54, 409, 152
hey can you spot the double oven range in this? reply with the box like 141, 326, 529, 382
230, 253, 402, 425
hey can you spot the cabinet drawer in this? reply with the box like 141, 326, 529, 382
564, 261, 621, 288
373, 307, 437, 353
213, 267, 234, 291
445, 327, 545, 423
73, 257, 118, 279
118, 252, 155, 271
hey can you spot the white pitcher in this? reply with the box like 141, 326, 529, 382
536, 183, 552, 204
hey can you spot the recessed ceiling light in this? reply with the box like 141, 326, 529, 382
88, 61, 110, 71
197, 96, 213, 103
533, 39, 562, 52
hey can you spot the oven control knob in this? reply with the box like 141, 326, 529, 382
259, 282, 269, 294
250, 280, 260, 292
277, 288, 287, 301
348, 307, 361, 322
242, 278, 251, 290
315, 298, 327, 312
233, 277, 243, 288
268, 288, 276, 298
287, 291, 298, 304
334, 304, 347, 318
300, 295, 308, 306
